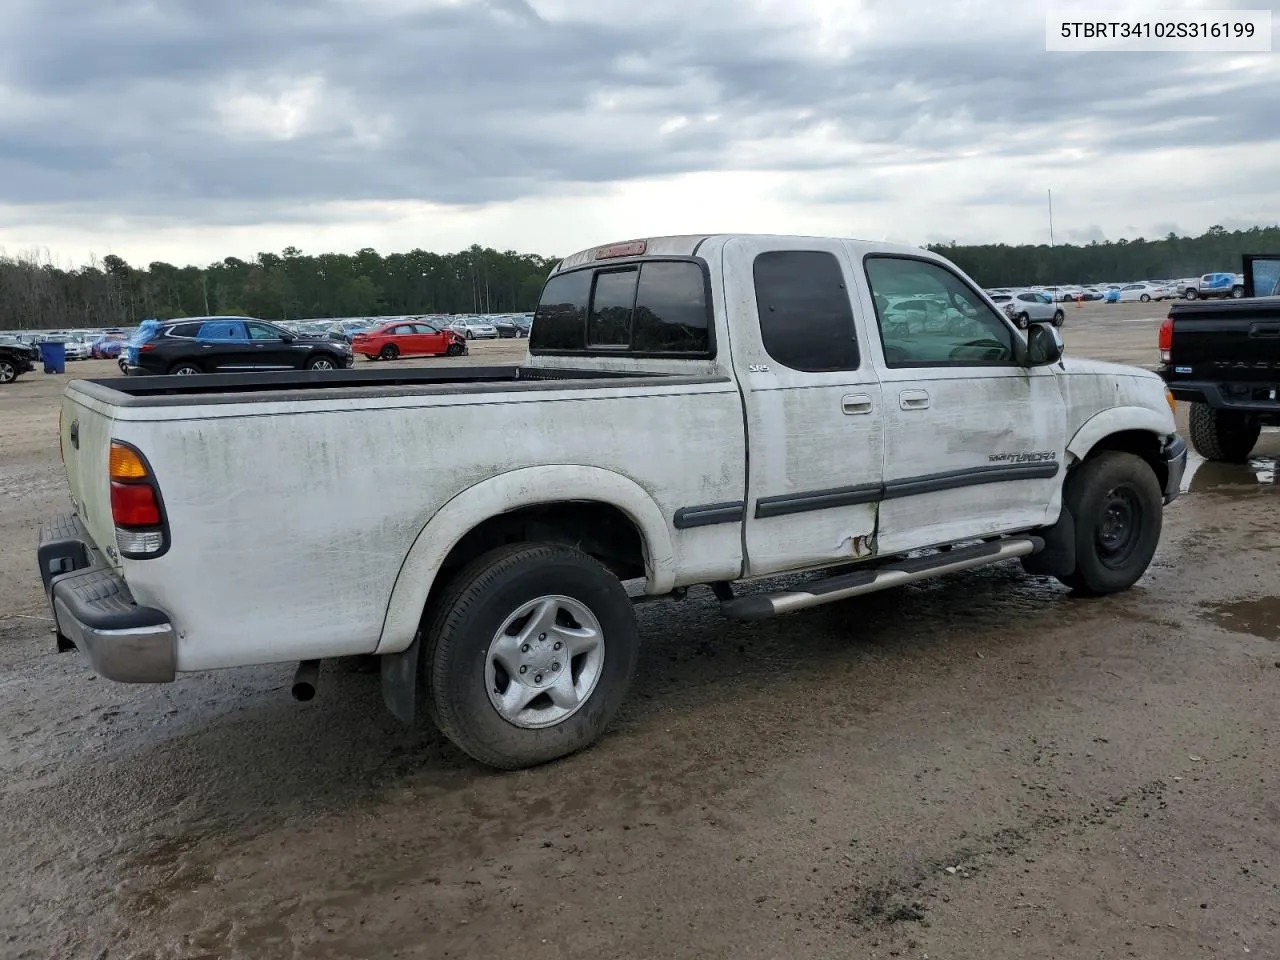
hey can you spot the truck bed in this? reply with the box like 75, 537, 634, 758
77, 364, 687, 406
1164, 295, 1280, 384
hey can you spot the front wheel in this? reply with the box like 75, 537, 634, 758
1232, 286, 1245, 299
306, 356, 335, 370
446, 342, 465, 357
169, 363, 202, 376
0, 359, 16, 384
1056, 451, 1163, 595
1052, 310, 1065, 327
424, 543, 640, 770
1188, 402, 1260, 462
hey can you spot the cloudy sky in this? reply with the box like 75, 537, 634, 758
0, 0, 1277, 267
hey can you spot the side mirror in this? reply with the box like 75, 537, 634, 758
281, 333, 296, 343
1024, 322, 1064, 367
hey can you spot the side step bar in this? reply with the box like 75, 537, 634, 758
720, 536, 1044, 621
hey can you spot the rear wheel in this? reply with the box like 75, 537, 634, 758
169, 363, 202, 376
1185, 288, 1199, 300
1140, 293, 1151, 302
1052, 310, 1065, 327
1056, 451, 1162, 595
0, 359, 16, 384
1188, 402, 1260, 462
306, 356, 335, 371
466, 330, 475, 340
379, 344, 400, 361
424, 542, 639, 770
1232, 286, 1245, 299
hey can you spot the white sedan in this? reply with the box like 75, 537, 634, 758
1116, 282, 1169, 303
446, 319, 499, 340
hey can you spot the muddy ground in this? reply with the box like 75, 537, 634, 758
2, 304, 1278, 959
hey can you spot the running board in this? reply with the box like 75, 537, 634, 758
720, 536, 1044, 621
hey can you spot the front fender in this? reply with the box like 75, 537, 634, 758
374, 465, 676, 655
1066, 405, 1174, 464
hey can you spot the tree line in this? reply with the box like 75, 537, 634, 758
2, 223, 1277, 331
927, 223, 1280, 288
0, 244, 559, 331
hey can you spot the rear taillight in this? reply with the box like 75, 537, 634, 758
1158, 314, 1173, 364
108, 440, 168, 558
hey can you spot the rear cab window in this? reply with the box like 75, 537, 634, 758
530, 259, 713, 357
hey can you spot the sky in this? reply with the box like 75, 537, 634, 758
0, 0, 1277, 268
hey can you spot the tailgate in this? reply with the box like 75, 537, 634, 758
1168, 297, 1280, 382
59, 386, 121, 564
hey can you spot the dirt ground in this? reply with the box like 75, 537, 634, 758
3, 304, 1279, 959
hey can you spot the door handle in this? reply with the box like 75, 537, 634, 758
1250, 324, 1280, 338
899, 389, 931, 410
841, 394, 873, 415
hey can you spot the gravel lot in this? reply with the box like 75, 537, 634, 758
3, 303, 1279, 959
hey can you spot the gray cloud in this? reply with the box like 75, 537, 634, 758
0, 0, 1277, 224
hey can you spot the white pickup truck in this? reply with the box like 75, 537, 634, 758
37, 234, 1187, 769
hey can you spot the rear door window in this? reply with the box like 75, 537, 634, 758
197, 320, 247, 340
753, 250, 859, 372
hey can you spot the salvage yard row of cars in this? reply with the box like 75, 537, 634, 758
988, 272, 1247, 310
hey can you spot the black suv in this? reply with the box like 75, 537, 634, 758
125, 317, 354, 375
0, 341, 37, 384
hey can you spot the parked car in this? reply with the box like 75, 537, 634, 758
63, 338, 92, 361
1184, 272, 1245, 300
38, 232, 1185, 771
124, 316, 354, 375
988, 292, 1065, 328
352, 320, 468, 360
1115, 282, 1168, 303
1159, 293, 1280, 461
447, 318, 500, 340
491, 317, 522, 338
0, 342, 36, 383
90, 334, 128, 359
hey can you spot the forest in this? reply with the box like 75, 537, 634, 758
1, 224, 1277, 331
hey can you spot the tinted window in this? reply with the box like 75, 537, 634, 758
197, 320, 246, 340
865, 256, 1015, 367
753, 250, 858, 372
531, 269, 591, 350
412, 323, 438, 334
391, 324, 415, 335
589, 269, 637, 346
167, 322, 204, 338
247, 321, 284, 340
631, 261, 710, 353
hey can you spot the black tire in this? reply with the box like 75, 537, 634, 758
1052, 310, 1065, 327
1016, 312, 1030, 330
1232, 286, 1245, 299
1188, 402, 1260, 463
168, 363, 202, 376
306, 356, 335, 370
1056, 451, 1163, 595
1185, 288, 1198, 300
1140, 293, 1150, 302
423, 542, 639, 770
466, 330, 475, 340
0, 359, 16, 384
379, 344, 399, 361
446, 342, 464, 357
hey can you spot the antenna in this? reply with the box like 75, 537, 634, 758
1048, 188, 1056, 294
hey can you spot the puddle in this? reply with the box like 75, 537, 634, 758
1201, 597, 1280, 640
1181, 456, 1280, 495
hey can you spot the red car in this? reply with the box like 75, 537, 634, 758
352, 320, 468, 361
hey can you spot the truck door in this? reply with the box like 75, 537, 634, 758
723, 237, 886, 577
854, 249, 1066, 555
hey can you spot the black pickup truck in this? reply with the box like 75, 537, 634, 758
1159, 295, 1280, 461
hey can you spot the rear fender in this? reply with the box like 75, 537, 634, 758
375, 464, 676, 656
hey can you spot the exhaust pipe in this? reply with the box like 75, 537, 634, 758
292, 659, 320, 701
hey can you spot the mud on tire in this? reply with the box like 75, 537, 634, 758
1187, 402, 1259, 463
1056, 451, 1163, 595
423, 542, 640, 770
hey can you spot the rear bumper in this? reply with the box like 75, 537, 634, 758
1162, 433, 1188, 504
1166, 380, 1280, 415
36, 512, 176, 683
